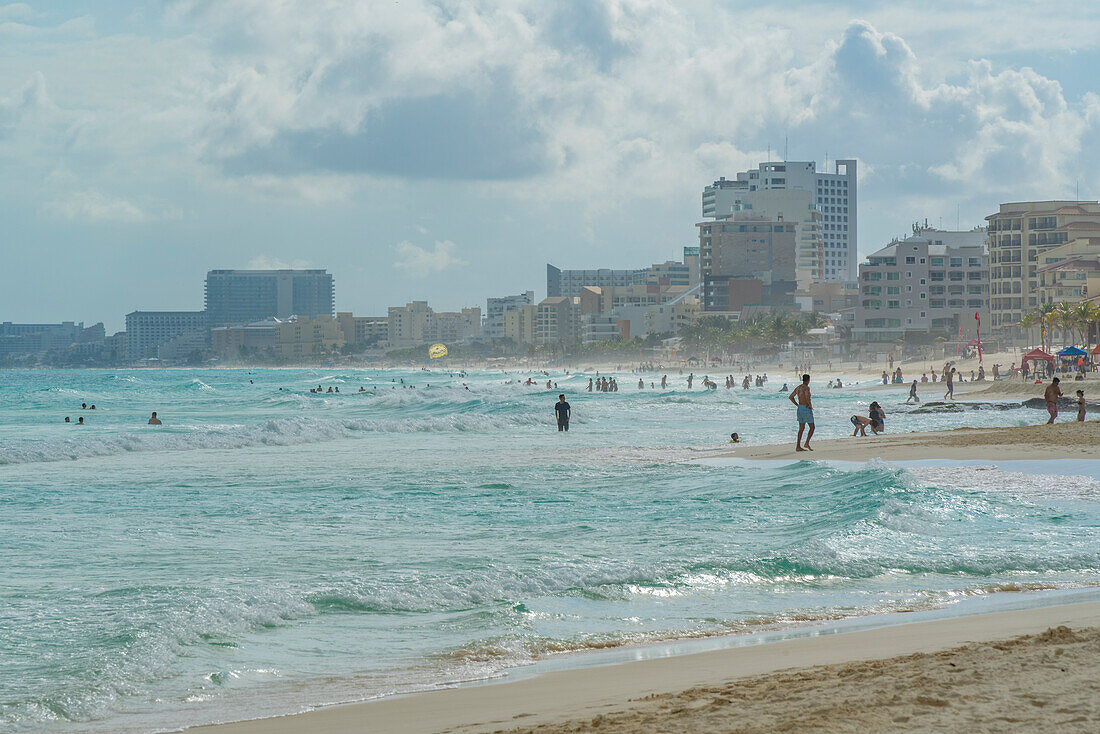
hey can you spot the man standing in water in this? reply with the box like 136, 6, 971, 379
554, 394, 571, 432
788, 374, 814, 451
944, 367, 956, 400
1045, 378, 1062, 424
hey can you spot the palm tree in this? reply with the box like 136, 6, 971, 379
1036, 302, 1058, 351
1053, 302, 1077, 349
1075, 302, 1100, 351
1018, 312, 1038, 348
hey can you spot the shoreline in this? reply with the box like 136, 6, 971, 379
186, 593, 1100, 734
722, 420, 1100, 462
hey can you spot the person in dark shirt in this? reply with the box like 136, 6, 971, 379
554, 394, 571, 432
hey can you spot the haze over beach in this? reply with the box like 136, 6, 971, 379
3, 2, 1100, 733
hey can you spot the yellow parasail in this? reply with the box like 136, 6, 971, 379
428, 343, 448, 359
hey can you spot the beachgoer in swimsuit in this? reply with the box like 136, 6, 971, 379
1045, 378, 1062, 424
788, 374, 814, 451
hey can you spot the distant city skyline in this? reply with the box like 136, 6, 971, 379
4, 1, 1100, 331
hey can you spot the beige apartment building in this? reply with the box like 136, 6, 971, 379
274, 314, 345, 359
1036, 237, 1100, 306
535, 297, 576, 345
502, 304, 536, 344
697, 214, 799, 313
336, 312, 388, 347
986, 201, 1100, 337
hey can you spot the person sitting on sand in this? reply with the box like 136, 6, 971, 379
1077, 389, 1086, 422
907, 379, 920, 404
1045, 378, 1062, 424
148, 411, 162, 425
729, 432, 741, 443
850, 414, 872, 436
788, 374, 814, 452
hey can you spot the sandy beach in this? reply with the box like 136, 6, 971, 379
189, 600, 1100, 734
722, 421, 1100, 462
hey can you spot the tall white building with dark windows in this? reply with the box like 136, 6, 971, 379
702, 159, 857, 282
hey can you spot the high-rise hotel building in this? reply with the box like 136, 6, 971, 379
702, 159, 857, 282
205, 269, 335, 327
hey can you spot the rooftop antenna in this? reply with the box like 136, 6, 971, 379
767, 144, 771, 163
784, 135, 788, 162
956, 204, 960, 230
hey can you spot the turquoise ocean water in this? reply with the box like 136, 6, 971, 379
1, 368, 1098, 732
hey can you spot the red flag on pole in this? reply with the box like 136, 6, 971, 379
974, 312, 982, 365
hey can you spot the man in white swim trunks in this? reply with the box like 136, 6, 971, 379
788, 374, 814, 452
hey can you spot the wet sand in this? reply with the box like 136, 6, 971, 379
188, 601, 1100, 734
721, 421, 1100, 462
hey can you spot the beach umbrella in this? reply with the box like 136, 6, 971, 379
1021, 348, 1055, 364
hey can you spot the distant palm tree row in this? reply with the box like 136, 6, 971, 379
1018, 301, 1100, 353
680, 312, 828, 356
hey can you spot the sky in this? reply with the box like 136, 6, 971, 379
3, 1, 1100, 332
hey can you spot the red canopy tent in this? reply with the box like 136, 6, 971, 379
1092, 344, 1100, 355
1021, 348, 1055, 364
966, 339, 982, 346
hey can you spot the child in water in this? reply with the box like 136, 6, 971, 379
729, 432, 741, 443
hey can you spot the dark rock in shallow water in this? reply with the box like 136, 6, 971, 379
1022, 396, 1100, 410
905, 401, 1020, 414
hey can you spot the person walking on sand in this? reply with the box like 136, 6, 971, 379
1077, 389, 1086, 422
907, 379, 920, 403
147, 411, 162, 425
788, 374, 814, 452
1045, 378, 1062, 424
554, 394, 571, 432
944, 367, 956, 400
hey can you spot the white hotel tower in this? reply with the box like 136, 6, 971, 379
703, 159, 857, 282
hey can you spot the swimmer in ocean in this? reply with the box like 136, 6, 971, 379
148, 412, 162, 425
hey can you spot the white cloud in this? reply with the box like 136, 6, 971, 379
6, 2, 1100, 246
247, 255, 312, 269
41, 189, 165, 223
393, 240, 468, 274
0, 4, 34, 22
0, 71, 50, 130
